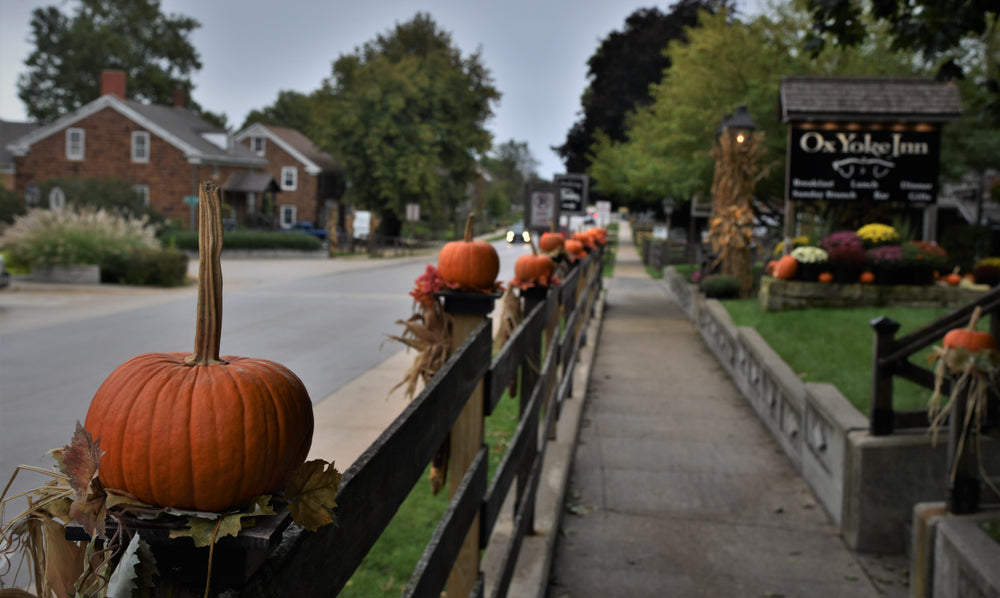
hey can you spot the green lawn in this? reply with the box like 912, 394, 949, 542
721, 298, 955, 412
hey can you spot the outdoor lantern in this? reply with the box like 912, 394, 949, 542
726, 104, 757, 144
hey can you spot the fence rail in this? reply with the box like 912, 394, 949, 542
200, 248, 606, 597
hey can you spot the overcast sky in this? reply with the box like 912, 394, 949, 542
0, 0, 763, 178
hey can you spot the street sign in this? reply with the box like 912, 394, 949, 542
525, 184, 558, 231
555, 173, 588, 215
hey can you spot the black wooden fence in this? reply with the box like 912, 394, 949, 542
869, 284, 1000, 513
184, 249, 606, 597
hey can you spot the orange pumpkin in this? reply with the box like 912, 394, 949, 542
437, 213, 499, 291
943, 307, 998, 353
944, 268, 962, 286
514, 241, 555, 287
860, 271, 875, 284
765, 260, 778, 276
564, 239, 586, 258
539, 231, 564, 253
773, 255, 798, 280
85, 181, 314, 512
818, 272, 834, 284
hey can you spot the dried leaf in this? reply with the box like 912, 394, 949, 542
59, 422, 103, 502
106, 533, 156, 598
285, 460, 341, 532
41, 516, 86, 598
169, 512, 242, 548
68, 484, 108, 539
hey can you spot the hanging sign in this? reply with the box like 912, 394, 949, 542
555, 174, 588, 214
787, 127, 941, 203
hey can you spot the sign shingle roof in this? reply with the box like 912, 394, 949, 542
779, 76, 962, 123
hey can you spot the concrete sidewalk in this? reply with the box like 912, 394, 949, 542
545, 222, 908, 598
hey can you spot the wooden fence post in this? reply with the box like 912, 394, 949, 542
946, 384, 980, 514
869, 316, 901, 436
440, 291, 497, 598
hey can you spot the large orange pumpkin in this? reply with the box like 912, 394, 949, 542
943, 307, 998, 353
84, 182, 314, 512
773, 255, 798, 280
539, 231, 564, 253
513, 241, 555, 287
437, 213, 499, 291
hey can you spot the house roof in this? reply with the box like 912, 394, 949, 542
225, 171, 280, 193
779, 76, 963, 123
0, 120, 39, 171
6, 95, 266, 167
234, 123, 338, 175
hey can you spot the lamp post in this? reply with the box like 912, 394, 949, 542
709, 104, 764, 298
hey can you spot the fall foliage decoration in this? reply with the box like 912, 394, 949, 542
773, 255, 798, 280
388, 265, 453, 401
83, 181, 315, 513
437, 212, 500, 292
927, 306, 1000, 498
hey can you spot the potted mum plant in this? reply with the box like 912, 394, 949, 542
866, 244, 905, 285
857, 223, 900, 248
790, 246, 828, 282
821, 231, 866, 284
902, 240, 948, 286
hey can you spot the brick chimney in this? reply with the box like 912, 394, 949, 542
101, 70, 126, 98
173, 87, 185, 109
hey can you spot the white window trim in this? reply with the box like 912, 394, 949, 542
252, 136, 265, 156
281, 166, 298, 191
132, 184, 150, 206
131, 131, 150, 162
66, 128, 85, 160
280, 204, 297, 229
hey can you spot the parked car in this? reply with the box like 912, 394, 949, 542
506, 222, 531, 244
286, 221, 327, 241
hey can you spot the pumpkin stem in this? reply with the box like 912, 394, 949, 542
968, 306, 983, 332
185, 181, 228, 366
530, 238, 538, 256
463, 213, 475, 242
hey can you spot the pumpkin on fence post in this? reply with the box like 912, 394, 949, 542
438, 213, 499, 291
84, 181, 314, 513
512, 240, 556, 290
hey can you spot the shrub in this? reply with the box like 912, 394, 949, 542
0, 207, 159, 269
857, 223, 900, 247
699, 274, 741, 298
821, 231, 866, 265
162, 230, 323, 251
902, 240, 948, 269
101, 247, 189, 287
975, 257, 1000, 270
790, 246, 828, 264
865, 245, 905, 267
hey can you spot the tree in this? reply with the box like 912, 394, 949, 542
555, 1, 732, 176
805, 0, 999, 119
312, 13, 499, 236
17, 0, 212, 125
240, 90, 316, 134
480, 139, 540, 222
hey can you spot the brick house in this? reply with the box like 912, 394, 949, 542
0, 120, 38, 191
6, 70, 275, 229
234, 123, 343, 230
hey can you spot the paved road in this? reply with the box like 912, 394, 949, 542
0, 240, 530, 506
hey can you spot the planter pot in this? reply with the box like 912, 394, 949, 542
871, 265, 907, 286
830, 263, 862, 284
30, 264, 101, 284
903, 264, 936, 286
797, 262, 826, 282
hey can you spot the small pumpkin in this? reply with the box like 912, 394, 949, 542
943, 267, 962, 286
765, 260, 778, 276
85, 181, 314, 512
860, 271, 875, 284
773, 255, 798, 280
943, 306, 998, 353
564, 239, 586, 258
437, 213, 499, 291
513, 240, 555, 288
818, 271, 834, 284
539, 231, 564, 253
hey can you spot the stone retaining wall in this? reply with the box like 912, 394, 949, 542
759, 275, 983, 312
663, 266, 999, 555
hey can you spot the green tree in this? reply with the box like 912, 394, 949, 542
481, 139, 540, 222
312, 13, 499, 236
240, 90, 316, 133
556, 1, 730, 176
588, 5, 921, 212
17, 0, 214, 125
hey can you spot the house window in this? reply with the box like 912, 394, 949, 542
132, 131, 150, 162
280, 204, 297, 228
132, 184, 150, 206
281, 166, 298, 191
251, 136, 265, 155
66, 128, 85, 160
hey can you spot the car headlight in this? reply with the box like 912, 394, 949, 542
506, 231, 514, 242
522, 231, 531, 243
